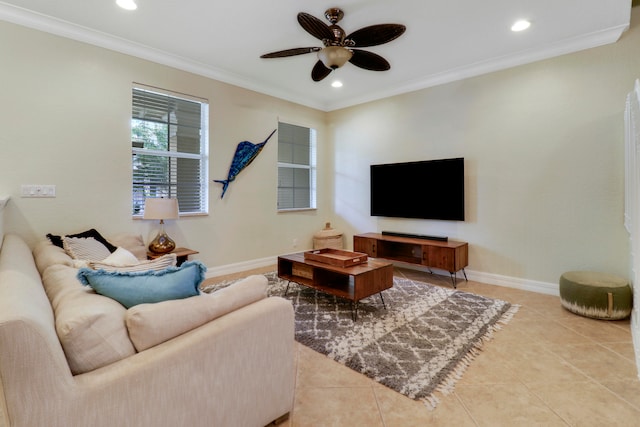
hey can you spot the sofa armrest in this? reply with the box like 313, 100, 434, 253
126, 274, 268, 351
70, 296, 295, 427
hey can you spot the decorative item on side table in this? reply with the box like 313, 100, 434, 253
144, 197, 179, 254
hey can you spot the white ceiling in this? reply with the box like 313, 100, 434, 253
0, 0, 632, 111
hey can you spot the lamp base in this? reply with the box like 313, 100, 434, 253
148, 231, 176, 254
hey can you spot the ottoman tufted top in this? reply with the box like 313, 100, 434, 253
561, 271, 628, 288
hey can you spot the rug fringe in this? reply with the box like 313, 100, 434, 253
498, 304, 520, 325
421, 394, 440, 411
423, 304, 521, 410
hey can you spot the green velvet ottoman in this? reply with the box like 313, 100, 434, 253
559, 271, 632, 320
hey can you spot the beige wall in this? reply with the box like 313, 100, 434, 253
2, 8, 639, 287
0, 21, 328, 270
328, 8, 640, 286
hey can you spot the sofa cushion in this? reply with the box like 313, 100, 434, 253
77, 261, 206, 308
47, 228, 117, 252
89, 253, 176, 273
41, 264, 136, 375
63, 236, 112, 262
33, 239, 74, 275
126, 274, 268, 351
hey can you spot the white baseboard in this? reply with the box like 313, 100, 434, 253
204, 256, 277, 279
465, 269, 559, 296
204, 256, 560, 296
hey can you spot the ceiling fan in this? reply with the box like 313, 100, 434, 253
260, 8, 406, 82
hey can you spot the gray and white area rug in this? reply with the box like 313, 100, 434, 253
206, 272, 518, 409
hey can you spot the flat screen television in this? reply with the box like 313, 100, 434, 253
370, 157, 465, 221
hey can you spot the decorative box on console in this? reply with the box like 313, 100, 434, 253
313, 222, 343, 250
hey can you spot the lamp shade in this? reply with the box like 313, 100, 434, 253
143, 198, 179, 220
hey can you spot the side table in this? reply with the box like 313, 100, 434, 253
147, 247, 199, 266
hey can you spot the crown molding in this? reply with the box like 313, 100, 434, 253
0, 3, 327, 110
0, 3, 630, 112
325, 23, 630, 111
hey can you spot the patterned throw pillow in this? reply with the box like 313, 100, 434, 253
47, 228, 117, 252
63, 236, 112, 262
90, 253, 177, 272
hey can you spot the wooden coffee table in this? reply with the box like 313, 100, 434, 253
277, 252, 394, 320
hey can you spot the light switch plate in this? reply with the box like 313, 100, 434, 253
21, 185, 56, 198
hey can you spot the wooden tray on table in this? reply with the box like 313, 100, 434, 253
303, 248, 368, 268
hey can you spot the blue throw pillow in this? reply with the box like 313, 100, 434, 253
76, 261, 206, 308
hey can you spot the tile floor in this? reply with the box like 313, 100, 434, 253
212, 265, 640, 427
1, 266, 636, 427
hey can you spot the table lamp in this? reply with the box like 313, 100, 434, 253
143, 198, 179, 254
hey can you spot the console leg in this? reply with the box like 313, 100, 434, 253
450, 273, 457, 289
462, 268, 468, 281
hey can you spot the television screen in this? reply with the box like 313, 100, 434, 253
370, 157, 465, 221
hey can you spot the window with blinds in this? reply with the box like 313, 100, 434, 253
131, 86, 208, 216
277, 122, 316, 210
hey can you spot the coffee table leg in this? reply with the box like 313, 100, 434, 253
284, 280, 291, 296
379, 291, 386, 309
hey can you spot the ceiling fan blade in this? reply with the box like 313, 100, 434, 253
311, 60, 332, 82
261, 47, 320, 58
298, 12, 334, 41
346, 24, 406, 47
349, 49, 390, 71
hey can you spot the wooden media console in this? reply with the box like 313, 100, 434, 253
353, 232, 469, 287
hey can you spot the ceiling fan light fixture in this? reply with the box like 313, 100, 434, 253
331, 80, 343, 88
318, 46, 353, 69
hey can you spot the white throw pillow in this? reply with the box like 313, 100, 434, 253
101, 247, 140, 266
63, 236, 111, 262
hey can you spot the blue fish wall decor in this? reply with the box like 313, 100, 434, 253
214, 129, 277, 198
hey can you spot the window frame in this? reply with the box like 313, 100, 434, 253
131, 84, 209, 218
277, 121, 317, 212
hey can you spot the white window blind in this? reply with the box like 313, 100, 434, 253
277, 122, 316, 210
131, 86, 208, 216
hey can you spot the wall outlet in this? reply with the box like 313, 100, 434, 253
21, 184, 56, 198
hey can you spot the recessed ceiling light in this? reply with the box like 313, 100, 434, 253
116, 0, 137, 10
511, 19, 531, 32
331, 80, 343, 88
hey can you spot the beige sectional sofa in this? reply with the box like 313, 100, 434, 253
0, 232, 295, 427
